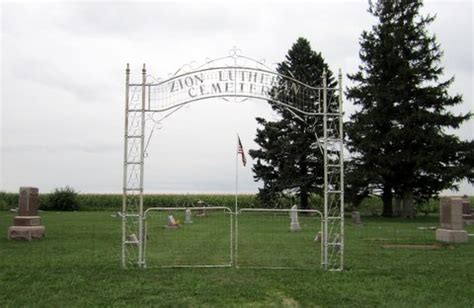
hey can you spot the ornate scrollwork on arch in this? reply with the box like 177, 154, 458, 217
133, 48, 339, 119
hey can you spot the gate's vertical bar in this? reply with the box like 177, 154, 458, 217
122, 63, 130, 268
144, 217, 148, 268
322, 69, 328, 270
320, 217, 324, 268
148, 85, 151, 110
235, 209, 238, 268
338, 69, 344, 270
138, 64, 146, 268
230, 208, 234, 267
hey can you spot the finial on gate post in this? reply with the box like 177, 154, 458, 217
126, 63, 130, 74
142, 63, 146, 74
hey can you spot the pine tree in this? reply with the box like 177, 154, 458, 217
345, 159, 372, 209
249, 37, 337, 209
346, 0, 473, 217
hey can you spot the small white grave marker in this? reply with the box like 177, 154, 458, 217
290, 205, 301, 232
185, 208, 193, 224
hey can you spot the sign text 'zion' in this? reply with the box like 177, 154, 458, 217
164, 68, 301, 100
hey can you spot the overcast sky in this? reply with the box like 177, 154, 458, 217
1, 0, 473, 195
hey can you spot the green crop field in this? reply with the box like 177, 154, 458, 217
1, 211, 473, 307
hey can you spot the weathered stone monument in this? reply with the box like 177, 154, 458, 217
351, 211, 362, 225
290, 205, 301, 232
8, 187, 46, 240
196, 200, 206, 217
461, 195, 474, 225
184, 208, 193, 224
435, 197, 468, 243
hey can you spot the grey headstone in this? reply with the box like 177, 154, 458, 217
196, 200, 205, 216
290, 205, 301, 232
185, 208, 193, 224
127, 233, 139, 245
440, 197, 464, 230
462, 196, 472, 215
351, 211, 362, 225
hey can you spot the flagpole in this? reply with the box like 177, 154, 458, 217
235, 134, 238, 213
234, 133, 239, 268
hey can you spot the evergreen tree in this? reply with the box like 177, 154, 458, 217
346, 0, 473, 217
249, 37, 337, 209
345, 159, 372, 209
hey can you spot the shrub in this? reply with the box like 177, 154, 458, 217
0, 199, 7, 210
0, 192, 18, 209
45, 186, 80, 211
416, 199, 438, 216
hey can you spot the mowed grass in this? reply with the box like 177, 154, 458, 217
0, 211, 473, 307
145, 210, 322, 268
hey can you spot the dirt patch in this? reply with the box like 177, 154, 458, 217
269, 291, 300, 308
382, 244, 442, 250
368, 237, 413, 242
367, 238, 392, 242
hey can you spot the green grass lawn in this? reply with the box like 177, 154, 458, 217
145, 210, 323, 268
1, 211, 473, 307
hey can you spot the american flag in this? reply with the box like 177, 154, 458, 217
237, 135, 247, 167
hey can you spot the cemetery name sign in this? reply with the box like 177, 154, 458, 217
149, 67, 308, 111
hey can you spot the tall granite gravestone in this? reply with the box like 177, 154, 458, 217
435, 197, 468, 243
461, 195, 474, 225
8, 187, 46, 240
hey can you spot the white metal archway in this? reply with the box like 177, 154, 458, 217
122, 49, 344, 271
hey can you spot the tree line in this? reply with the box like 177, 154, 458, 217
249, 0, 474, 218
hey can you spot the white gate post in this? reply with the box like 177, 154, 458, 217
338, 69, 345, 270
322, 69, 329, 269
138, 64, 146, 268
122, 64, 130, 268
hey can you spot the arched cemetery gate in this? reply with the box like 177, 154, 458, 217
122, 50, 344, 271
